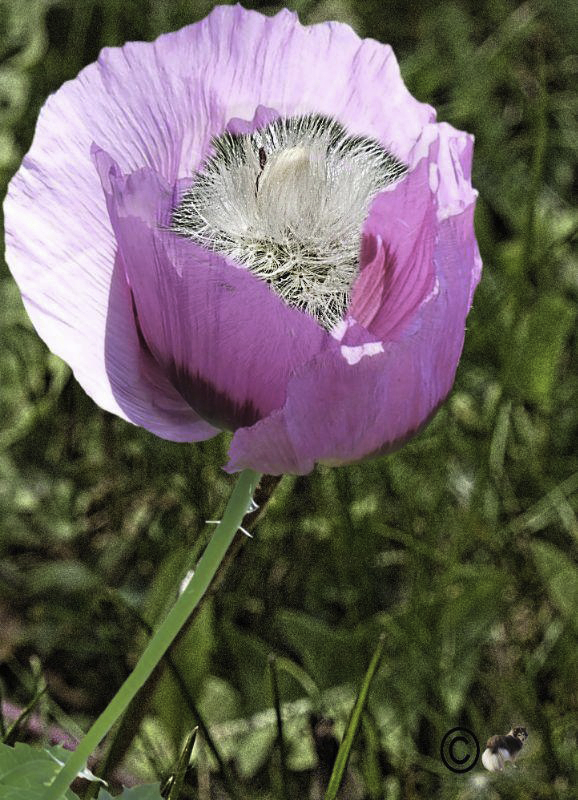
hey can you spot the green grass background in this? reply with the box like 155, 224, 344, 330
0, 1, 576, 798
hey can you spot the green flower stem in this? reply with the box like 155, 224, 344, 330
42, 468, 261, 800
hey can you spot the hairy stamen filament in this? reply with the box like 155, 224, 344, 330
173, 114, 406, 331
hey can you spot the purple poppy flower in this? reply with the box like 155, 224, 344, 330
4, 5, 481, 475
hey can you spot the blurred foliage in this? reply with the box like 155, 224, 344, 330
0, 0, 577, 799
0, 741, 79, 799
0, 741, 163, 799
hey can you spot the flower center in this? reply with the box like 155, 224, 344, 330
172, 114, 406, 331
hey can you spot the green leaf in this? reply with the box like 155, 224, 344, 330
324, 635, 385, 800
220, 622, 273, 713
530, 540, 578, 625
506, 293, 576, 411
235, 726, 276, 780
166, 727, 197, 800
0, 743, 77, 800
275, 610, 364, 688
196, 676, 241, 726
25, 563, 100, 596
439, 565, 509, 715
99, 785, 164, 800
153, 599, 214, 751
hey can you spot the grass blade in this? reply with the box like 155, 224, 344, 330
323, 634, 385, 800
2, 687, 48, 746
268, 655, 290, 800
166, 726, 197, 800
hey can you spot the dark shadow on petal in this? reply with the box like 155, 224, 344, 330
130, 284, 262, 432
359, 394, 447, 463
166, 360, 262, 432
130, 290, 152, 355
103, 255, 218, 442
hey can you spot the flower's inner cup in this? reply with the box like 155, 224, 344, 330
173, 114, 406, 331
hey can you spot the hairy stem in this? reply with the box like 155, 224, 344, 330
43, 468, 261, 800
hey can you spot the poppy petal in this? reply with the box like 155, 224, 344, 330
94, 149, 328, 431
226, 133, 479, 474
